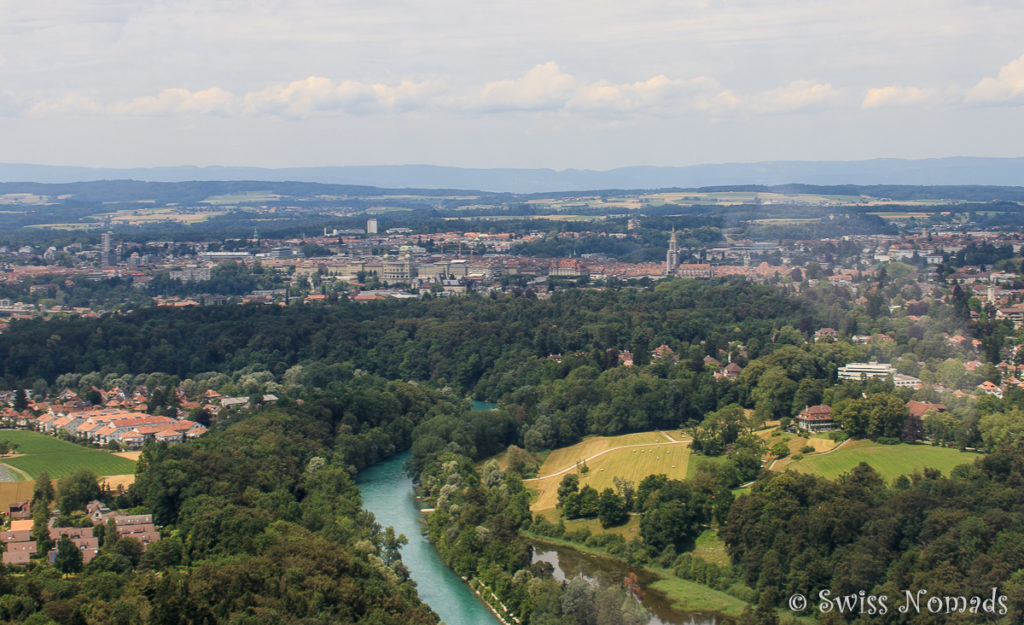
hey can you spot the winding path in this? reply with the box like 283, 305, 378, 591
523, 432, 691, 482
766, 436, 853, 472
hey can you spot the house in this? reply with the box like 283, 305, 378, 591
8, 499, 30, 520
814, 327, 838, 342
795, 405, 836, 432
996, 304, 1024, 326
87, 499, 111, 523
219, 397, 250, 410
906, 401, 947, 419
0, 529, 32, 543
48, 527, 101, 564
715, 362, 743, 380
2, 542, 35, 565
651, 345, 679, 362
111, 513, 161, 550
978, 381, 1003, 398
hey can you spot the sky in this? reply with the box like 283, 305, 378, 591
1, 0, 1023, 170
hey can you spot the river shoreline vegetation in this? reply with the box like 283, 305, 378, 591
3, 276, 1024, 623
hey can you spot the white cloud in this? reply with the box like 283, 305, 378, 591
460, 63, 742, 116
751, 80, 843, 113
862, 85, 941, 109
463, 62, 577, 113
966, 53, 1024, 104
567, 75, 728, 115
28, 92, 103, 116
242, 76, 440, 117
111, 87, 235, 116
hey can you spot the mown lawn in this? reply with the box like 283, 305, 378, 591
776, 439, 979, 482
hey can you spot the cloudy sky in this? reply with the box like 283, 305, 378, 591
2, 0, 1023, 170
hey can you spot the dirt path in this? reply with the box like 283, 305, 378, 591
767, 437, 852, 471
524, 435, 691, 482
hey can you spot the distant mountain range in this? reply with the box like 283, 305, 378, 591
2, 157, 1023, 194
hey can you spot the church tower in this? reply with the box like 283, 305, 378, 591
666, 227, 679, 275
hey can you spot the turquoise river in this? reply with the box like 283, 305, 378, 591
358, 451, 724, 625
357, 451, 504, 625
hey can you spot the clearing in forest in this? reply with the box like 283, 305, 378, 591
525, 431, 692, 513
773, 439, 979, 482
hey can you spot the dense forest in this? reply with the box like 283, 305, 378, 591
0, 280, 810, 392
6, 276, 1024, 623
0, 386, 450, 625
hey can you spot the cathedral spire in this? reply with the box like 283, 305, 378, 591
666, 226, 679, 275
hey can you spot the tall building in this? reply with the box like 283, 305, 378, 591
101, 231, 115, 267
367, 218, 378, 235
665, 227, 679, 275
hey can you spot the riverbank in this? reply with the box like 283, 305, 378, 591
525, 533, 746, 620
357, 452, 504, 625
467, 578, 520, 625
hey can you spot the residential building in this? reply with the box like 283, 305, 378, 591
796, 405, 836, 432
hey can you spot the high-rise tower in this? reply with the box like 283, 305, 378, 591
101, 231, 115, 266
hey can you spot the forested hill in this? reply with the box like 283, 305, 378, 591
0, 280, 810, 393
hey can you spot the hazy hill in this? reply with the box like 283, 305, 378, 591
2, 157, 1023, 193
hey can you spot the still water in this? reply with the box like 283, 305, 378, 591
532, 543, 726, 625
357, 452, 503, 625
358, 449, 727, 625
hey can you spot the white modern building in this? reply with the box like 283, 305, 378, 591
838, 362, 896, 382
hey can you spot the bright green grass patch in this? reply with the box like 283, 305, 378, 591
691, 529, 729, 566
648, 577, 750, 617
782, 440, 978, 482
686, 453, 733, 480
0, 431, 136, 479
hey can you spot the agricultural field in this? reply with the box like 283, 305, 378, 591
525, 431, 691, 513
91, 207, 228, 225
0, 430, 137, 481
201, 190, 282, 205
773, 439, 979, 482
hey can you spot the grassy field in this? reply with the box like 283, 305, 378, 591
774, 439, 979, 482
525, 431, 691, 513
551, 514, 643, 540
0, 430, 137, 480
201, 191, 281, 204
648, 577, 751, 617
691, 529, 730, 567
757, 429, 840, 457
